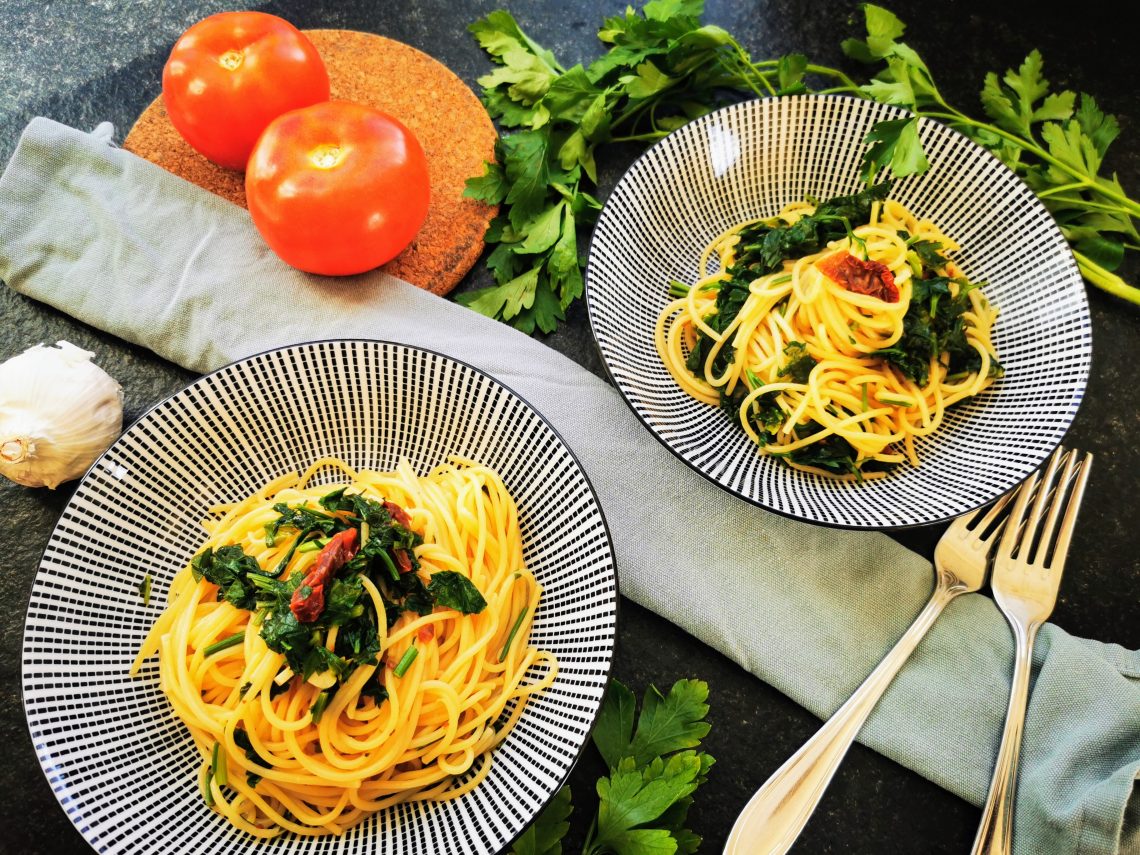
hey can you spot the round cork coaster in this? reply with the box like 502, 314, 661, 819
124, 30, 497, 294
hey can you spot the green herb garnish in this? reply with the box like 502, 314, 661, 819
778, 341, 818, 384
310, 691, 331, 724
511, 678, 714, 855
464, 1, 1139, 337
210, 741, 228, 787
428, 571, 488, 614
233, 728, 266, 789
137, 573, 152, 607
203, 631, 245, 658
191, 545, 271, 611
499, 606, 529, 662
187, 488, 483, 705
393, 645, 418, 678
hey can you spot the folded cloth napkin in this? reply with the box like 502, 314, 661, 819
2, 118, 1138, 854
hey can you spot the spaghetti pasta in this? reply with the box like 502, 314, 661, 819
131, 456, 556, 837
655, 188, 1002, 479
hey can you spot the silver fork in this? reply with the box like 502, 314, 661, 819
723, 492, 1014, 855
971, 447, 1092, 855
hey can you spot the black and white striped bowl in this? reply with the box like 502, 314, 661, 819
585, 95, 1091, 529
22, 340, 618, 854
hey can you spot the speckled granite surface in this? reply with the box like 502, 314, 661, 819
1, 2, 1136, 853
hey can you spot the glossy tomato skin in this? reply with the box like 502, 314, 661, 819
162, 11, 329, 171
245, 101, 431, 277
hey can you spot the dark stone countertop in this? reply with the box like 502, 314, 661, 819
1, 2, 1136, 853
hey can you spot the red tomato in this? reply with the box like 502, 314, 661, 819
245, 101, 431, 276
162, 12, 329, 171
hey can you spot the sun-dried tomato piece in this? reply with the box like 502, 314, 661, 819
818, 252, 899, 303
395, 549, 413, 574
383, 500, 412, 528
290, 528, 359, 622
380, 500, 416, 575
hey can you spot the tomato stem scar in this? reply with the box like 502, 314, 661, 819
219, 49, 244, 70
311, 144, 345, 169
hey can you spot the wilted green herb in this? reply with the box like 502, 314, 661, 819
188, 489, 485, 702
137, 572, 152, 607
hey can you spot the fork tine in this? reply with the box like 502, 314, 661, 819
1022, 448, 1066, 561
999, 461, 1044, 560
968, 489, 1016, 540
1035, 450, 1078, 564
1046, 452, 1092, 568
952, 480, 1016, 537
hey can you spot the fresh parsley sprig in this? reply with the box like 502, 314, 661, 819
464, 1, 1138, 334
843, 4, 1140, 305
512, 678, 714, 855
461, 2, 856, 333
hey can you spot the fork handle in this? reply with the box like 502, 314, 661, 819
723, 583, 960, 855
971, 619, 1039, 855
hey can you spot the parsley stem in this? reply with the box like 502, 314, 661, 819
609, 131, 669, 143
393, 645, 418, 678
274, 531, 315, 575
199, 765, 215, 807
138, 573, 152, 607
648, 101, 661, 134
376, 549, 401, 582
748, 57, 862, 90
1073, 251, 1140, 305
1038, 195, 1137, 218
297, 537, 330, 554
804, 64, 860, 90
611, 98, 654, 134
582, 816, 600, 855
204, 632, 245, 658
499, 606, 530, 662
1035, 180, 1092, 198
919, 109, 1140, 217
310, 690, 331, 723
247, 573, 279, 591
726, 45, 773, 97
210, 741, 228, 787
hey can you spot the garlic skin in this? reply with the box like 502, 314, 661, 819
0, 341, 124, 489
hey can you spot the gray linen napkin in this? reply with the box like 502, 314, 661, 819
2, 118, 1138, 854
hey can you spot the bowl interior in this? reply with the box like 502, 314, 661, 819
586, 95, 1091, 528
22, 340, 618, 854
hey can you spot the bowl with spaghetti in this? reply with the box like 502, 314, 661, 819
22, 340, 618, 854
585, 94, 1091, 528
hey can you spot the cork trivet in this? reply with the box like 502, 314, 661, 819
124, 30, 497, 295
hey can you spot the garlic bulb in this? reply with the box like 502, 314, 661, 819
0, 341, 124, 489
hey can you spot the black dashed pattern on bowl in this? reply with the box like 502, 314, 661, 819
22, 340, 618, 855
